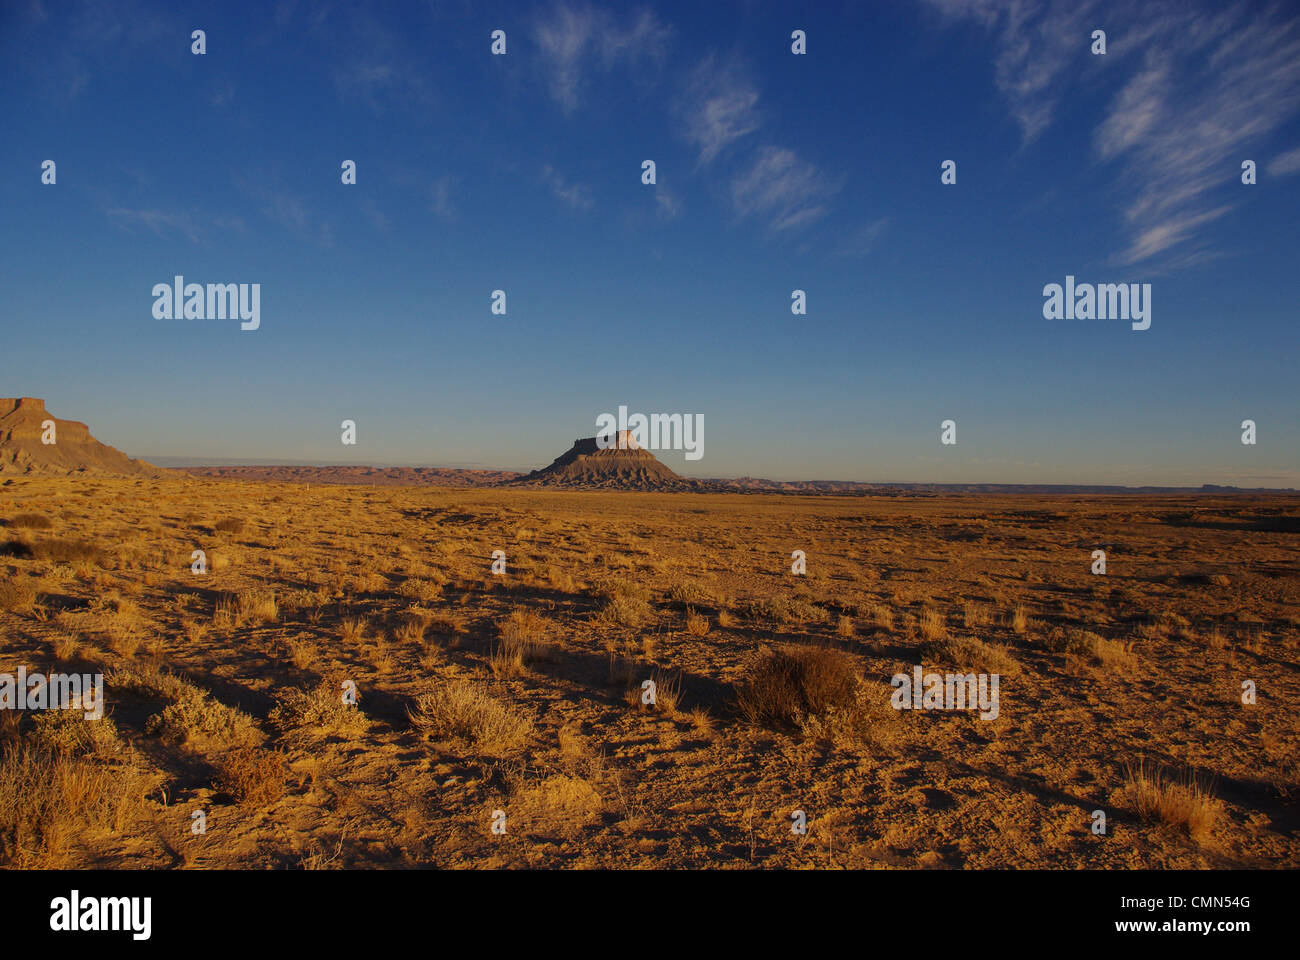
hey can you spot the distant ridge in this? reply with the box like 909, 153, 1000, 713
179, 464, 520, 487
0, 398, 160, 477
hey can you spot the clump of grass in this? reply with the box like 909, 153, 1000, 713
408, 681, 532, 755
500, 608, 553, 645
919, 607, 946, 640
597, 579, 652, 604
736, 645, 860, 729
667, 580, 717, 608
685, 607, 710, 636
594, 595, 653, 628
836, 614, 855, 638
962, 602, 989, 629
507, 775, 603, 839
1010, 605, 1029, 634
0, 741, 147, 867
689, 706, 714, 734
340, 617, 367, 642
212, 748, 286, 805
867, 602, 895, 631
52, 634, 81, 662
1125, 760, 1221, 843
109, 662, 193, 702
237, 588, 277, 624
491, 608, 557, 676
646, 670, 682, 715
1043, 628, 1134, 667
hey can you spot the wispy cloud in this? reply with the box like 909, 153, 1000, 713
1267, 145, 1300, 176
837, 217, 890, 258
540, 165, 595, 210
924, 0, 1300, 266
730, 147, 838, 232
106, 207, 203, 243
430, 176, 457, 220
677, 55, 761, 165
533, 3, 670, 113
655, 186, 683, 222
249, 185, 334, 246
331, 12, 432, 114
105, 206, 244, 244
922, 0, 1099, 144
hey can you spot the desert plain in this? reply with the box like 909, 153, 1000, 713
1, 475, 1297, 869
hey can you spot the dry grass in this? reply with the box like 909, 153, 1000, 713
0, 741, 146, 867
1126, 761, 1221, 843
408, 680, 532, 755
0, 477, 1293, 869
685, 607, 711, 636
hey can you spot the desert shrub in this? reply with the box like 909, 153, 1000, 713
268, 675, 365, 735
110, 662, 193, 702
212, 748, 286, 805
29, 710, 121, 756
31, 539, 104, 565
398, 578, 443, 604
594, 595, 652, 627
925, 635, 1021, 676
737, 645, 860, 729
596, 578, 651, 604
0, 579, 38, 613
743, 595, 828, 624
667, 580, 717, 608
408, 681, 531, 755
145, 690, 257, 745
7, 513, 52, 529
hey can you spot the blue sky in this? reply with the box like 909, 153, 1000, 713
2, 0, 1298, 485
